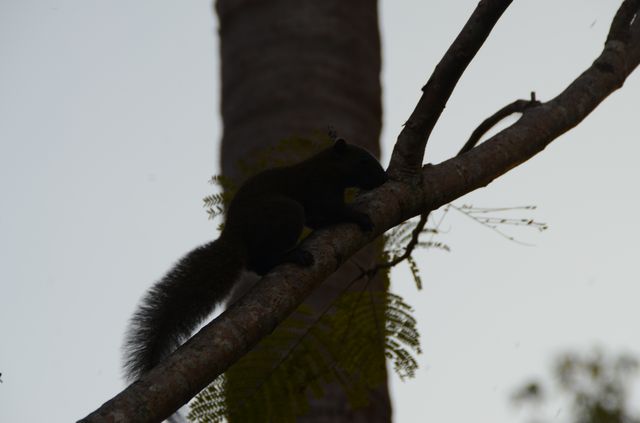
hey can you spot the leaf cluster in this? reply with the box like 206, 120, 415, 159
512, 348, 640, 423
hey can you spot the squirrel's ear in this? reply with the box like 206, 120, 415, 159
333, 138, 347, 152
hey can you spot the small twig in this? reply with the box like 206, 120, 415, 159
470, 216, 547, 230
456, 204, 547, 230
458, 205, 537, 213
458, 92, 540, 156
365, 206, 451, 283
367, 212, 431, 277
449, 204, 536, 246
427, 206, 450, 244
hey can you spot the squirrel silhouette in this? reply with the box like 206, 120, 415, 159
123, 138, 388, 382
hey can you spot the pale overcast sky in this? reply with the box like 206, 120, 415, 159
1, 1, 639, 422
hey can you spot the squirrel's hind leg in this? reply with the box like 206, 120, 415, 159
245, 197, 311, 275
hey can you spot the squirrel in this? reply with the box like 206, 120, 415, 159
122, 138, 388, 382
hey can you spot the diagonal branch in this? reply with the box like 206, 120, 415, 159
79, 1, 640, 422
388, 0, 513, 179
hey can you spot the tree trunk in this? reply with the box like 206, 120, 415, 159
216, 0, 391, 421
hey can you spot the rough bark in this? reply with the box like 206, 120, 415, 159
78, 1, 640, 422
217, 0, 382, 178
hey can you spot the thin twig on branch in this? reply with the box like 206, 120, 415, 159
388, 0, 513, 179
366, 212, 430, 278
457, 93, 540, 156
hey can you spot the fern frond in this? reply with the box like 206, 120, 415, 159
203, 175, 236, 222
414, 241, 450, 252
404, 256, 421, 290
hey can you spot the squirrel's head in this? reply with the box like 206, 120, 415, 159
331, 138, 388, 190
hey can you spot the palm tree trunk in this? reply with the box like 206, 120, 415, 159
216, 1, 390, 421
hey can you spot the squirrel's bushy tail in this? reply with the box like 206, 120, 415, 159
123, 238, 244, 381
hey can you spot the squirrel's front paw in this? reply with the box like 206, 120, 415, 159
353, 213, 374, 232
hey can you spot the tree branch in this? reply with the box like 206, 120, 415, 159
388, 0, 513, 179
421, 0, 639, 209
79, 1, 640, 422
